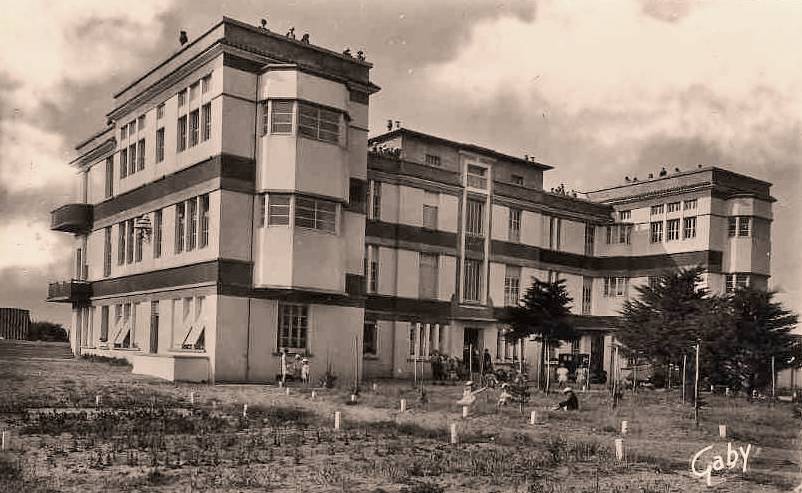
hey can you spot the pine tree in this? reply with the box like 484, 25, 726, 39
498, 277, 576, 389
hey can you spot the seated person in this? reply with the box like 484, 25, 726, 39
497, 383, 514, 407
553, 387, 579, 411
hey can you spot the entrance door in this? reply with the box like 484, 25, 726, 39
463, 328, 480, 371
149, 302, 159, 353
590, 334, 604, 373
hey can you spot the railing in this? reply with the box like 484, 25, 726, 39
47, 280, 91, 303
50, 203, 93, 233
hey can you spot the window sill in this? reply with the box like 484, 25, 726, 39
272, 351, 313, 357
363, 354, 379, 360
112, 347, 141, 352
168, 349, 207, 355
406, 357, 431, 362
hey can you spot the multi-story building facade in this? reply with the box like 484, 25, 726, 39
48, 17, 774, 384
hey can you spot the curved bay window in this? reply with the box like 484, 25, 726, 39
262, 99, 343, 145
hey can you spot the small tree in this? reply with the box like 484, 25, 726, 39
722, 287, 800, 394
499, 277, 576, 390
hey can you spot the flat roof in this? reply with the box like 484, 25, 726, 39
370, 128, 553, 171
588, 165, 772, 194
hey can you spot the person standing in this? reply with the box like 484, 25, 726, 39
280, 348, 288, 385
300, 358, 310, 385
556, 363, 569, 389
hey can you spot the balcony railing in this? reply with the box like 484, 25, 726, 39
47, 280, 91, 303
51, 203, 93, 233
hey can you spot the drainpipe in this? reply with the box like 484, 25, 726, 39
244, 72, 260, 382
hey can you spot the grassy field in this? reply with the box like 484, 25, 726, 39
0, 341, 800, 492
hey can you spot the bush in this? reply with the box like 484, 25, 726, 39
27, 321, 68, 342
81, 354, 131, 367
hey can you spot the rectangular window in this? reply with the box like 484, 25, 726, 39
104, 156, 114, 198
178, 89, 186, 107
267, 194, 291, 225
425, 154, 441, 167
269, 100, 293, 134
419, 253, 439, 299
258, 195, 266, 228
128, 121, 136, 136
683, 216, 697, 239
295, 196, 336, 232
650, 221, 663, 243
186, 197, 197, 251
120, 126, 127, 141
667, 202, 681, 213
298, 102, 339, 143
422, 204, 438, 230
617, 224, 631, 244
120, 149, 128, 179
363, 321, 377, 356
619, 210, 631, 220
511, 174, 524, 186
135, 226, 143, 262
117, 222, 125, 265
153, 209, 163, 258
155, 128, 165, 163
100, 305, 109, 342
604, 277, 628, 297
504, 265, 521, 306
137, 115, 145, 131
725, 274, 735, 293
684, 199, 697, 210
189, 82, 199, 103
126, 219, 134, 264
177, 115, 187, 152
466, 199, 484, 237
201, 103, 211, 142
648, 276, 660, 290
606, 225, 614, 245
128, 143, 136, 175
509, 208, 522, 243
367, 245, 379, 294
175, 202, 185, 253
137, 139, 145, 170
277, 303, 308, 351
409, 324, 417, 357
549, 216, 562, 250
189, 109, 199, 147
201, 74, 211, 94
581, 277, 592, 315
103, 227, 112, 277
666, 218, 680, 241
738, 217, 750, 237
584, 223, 595, 255
736, 274, 750, 289
728, 217, 737, 237
651, 204, 664, 215
199, 194, 210, 248
370, 180, 381, 220
156, 103, 164, 120
463, 258, 483, 302
466, 165, 487, 189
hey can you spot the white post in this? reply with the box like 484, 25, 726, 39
311, 390, 317, 399
400, 399, 407, 412
372, 383, 378, 392
351, 394, 357, 402
530, 410, 537, 425
190, 391, 195, 405
243, 404, 248, 418
462, 406, 469, 418
615, 438, 624, 461
621, 420, 628, 435
450, 423, 458, 444
95, 394, 101, 408
286, 387, 291, 396
414, 322, 421, 386
334, 411, 341, 431
1, 431, 5, 451
434, 324, 441, 352
719, 424, 727, 438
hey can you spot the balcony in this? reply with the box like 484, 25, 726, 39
47, 280, 92, 303
51, 203, 93, 233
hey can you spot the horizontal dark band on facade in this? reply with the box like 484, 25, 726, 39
366, 221, 458, 249
94, 154, 256, 223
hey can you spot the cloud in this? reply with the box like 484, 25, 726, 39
0, 219, 65, 271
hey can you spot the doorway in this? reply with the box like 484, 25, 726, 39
463, 328, 481, 371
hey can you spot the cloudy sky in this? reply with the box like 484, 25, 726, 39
0, 0, 800, 327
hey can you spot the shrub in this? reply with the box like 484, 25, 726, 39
28, 321, 68, 342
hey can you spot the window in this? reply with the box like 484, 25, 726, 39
178, 89, 186, 107
201, 74, 211, 94
419, 253, 439, 299
120, 148, 128, 179
117, 222, 125, 265
186, 197, 197, 251
100, 306, 109, 342
736, 274, 750, 289
619, 210, 631, 220
189, 82, 199, 102
648, 276, 660, 290
603, 277, 628, 297
683, 216, 697, 239
511, 174, 524, 186
497, 331, 515, 361
367, 245, 379, 294
584, 223, 595, 255
409, 324, 417, 357
684, 199, 697, 210
137, 115, 145, 131
298, 102, 339, 143
135, 226, 143, 262
650, 221, 663, 243
504, 265, 521, 306
650, 204, 664, 215
509, 208, 521, 242
189, 109, 199, 147
103, 227, 112, 277
199, 194, 209, 248
738, 217, 750, 237
466, 165, 487, 189
120, 126, 127, 141
363, 321, 377, 355
369, 180, 381, 220
155, 128, 165, 163
463, 258, 483, 302
667, 202, 681, 213
137, 139, 145, 170
201, 103, 211, 142
466, 199, 484, 237
617, 224, 632, 244
725, 274, 735, 293
728, 217, 737, 237
725, 273, 750, 293
277, 303, 308, 351
104, 157, 114, 198
177, 115, 187, 152
175, 202, 185, 253
128, 143, 136, 175
153, 209, 163, 258
423, 204, 438, 230
126, 219, 134, 264
425, 154, 441, 167
268, 194, 291, 225
128, 121, 136, 136
581, 277, 592, 315
156, 103, 164, 120
549, 216, 562, 250
666, 218, 680, 241
268, 100, 293, 134
295, 197, 337, 232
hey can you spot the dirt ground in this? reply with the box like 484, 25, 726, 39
1, 341, 800, 492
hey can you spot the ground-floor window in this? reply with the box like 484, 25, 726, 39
278, 303, 308, 352
363, 321, 377, 356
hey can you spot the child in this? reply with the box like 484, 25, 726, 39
300, 358, 310, 385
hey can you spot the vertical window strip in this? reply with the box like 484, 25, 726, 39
199, 194, 210, 248
175, 203, 185, 253
126, 219, 134, 264
103, 227, 112, 277
155, 128, 165, 163
154, 209, 163, 258
201, 103, 211, 142
186, 197, 197, 251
